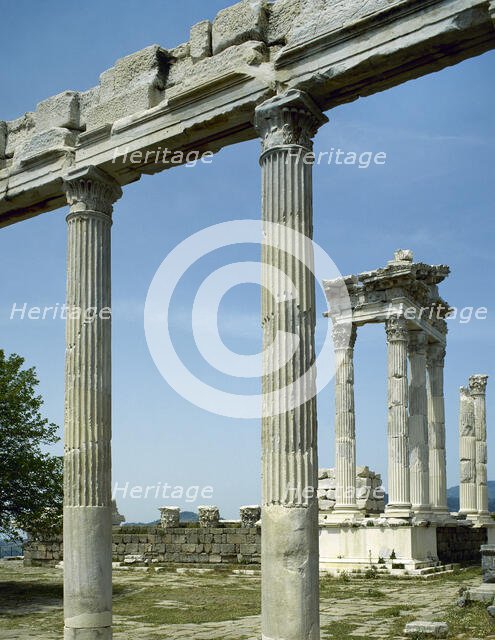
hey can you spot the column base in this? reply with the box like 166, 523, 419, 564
326, 507, 363, 524
428, 508, 452, 523
385, 505, 412, 520
262, 503, 320, 640
64, 627, 111, 640
468, 514, 495, 527
411, 508, 434, 522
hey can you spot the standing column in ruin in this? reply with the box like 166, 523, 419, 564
427, 342, 449, 517
469, 375, 489, 517
254, 89, 327, 640
333, 323, 359, 518
408, 330, 431, 516
385, 315, 412, 518
62, 166, 122, 640
459, 386, 477, 516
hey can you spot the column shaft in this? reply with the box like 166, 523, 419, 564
469, 375, 489, 516
62, 167, 121, 640
459, 386, 477, 515
255, 90, 327, 640
333, 324, 358, 513
427, 343, 449, 515
385, 316, 412, 517
408, 331, 430, 515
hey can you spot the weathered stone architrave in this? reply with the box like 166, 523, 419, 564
2, 0, 495, 226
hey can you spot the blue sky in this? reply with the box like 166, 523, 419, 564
1, 1, 494, 521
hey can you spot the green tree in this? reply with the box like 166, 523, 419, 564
0, 350, 62, 540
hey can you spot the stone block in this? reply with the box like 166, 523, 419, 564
319, 478, 335, 490
212, 0, 268, 55
160, 507, 180, 528
190, 20, 212, 61
221, 543, 236, 554
404, 622, 448, 638
36, 91, 80, 132
240, 543, 257, 555
319, 498, 335, 511
209, 554, 222, 563
6, 113, 36, 157
199, 506, 220, 527
17, 127, 77, 161
111, 45, 169, 95
171, 42, 190, 61
267, 0, 301, 45
240, 505, 261, 527
0, 121, 6, 158
85, 45, 169, 130
182, 544, 197, 553
84, 86, 158, 130
124, 554, 145, 565
482, 545, 495, 583
126, 544, 138, 555
468, 584, 495, 603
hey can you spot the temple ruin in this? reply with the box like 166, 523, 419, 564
319, 252, 492, 574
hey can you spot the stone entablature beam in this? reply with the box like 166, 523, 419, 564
2, 0, 495, 226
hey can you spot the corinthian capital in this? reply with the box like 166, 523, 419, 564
254, 89, 328, 153
332, 323, 357, 350
427, 342, 446, 368
469, 374, 489, 396
385, 315, 408, 342
63, 166, 122, 216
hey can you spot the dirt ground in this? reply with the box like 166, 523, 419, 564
0, 560, 494, 639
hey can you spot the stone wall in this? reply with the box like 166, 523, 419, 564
113, 524, 260, 565
24, 506, 261, 568
24, 524, 261, 568
436, 525, 487, 565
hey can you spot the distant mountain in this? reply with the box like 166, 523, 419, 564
447, 482, 495, 513
180, 511, 199, 522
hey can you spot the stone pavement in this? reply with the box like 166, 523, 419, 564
0, 560, 491, 640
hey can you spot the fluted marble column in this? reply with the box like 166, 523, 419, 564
62, 166, 122, 640
254, 89, 327, 640
385, 316, 412, 518
333, 323, 359, 516
459, 386, 477, 516
427, 343, 449, 516
408, 330, 430, 516
469, 375, 489, 517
